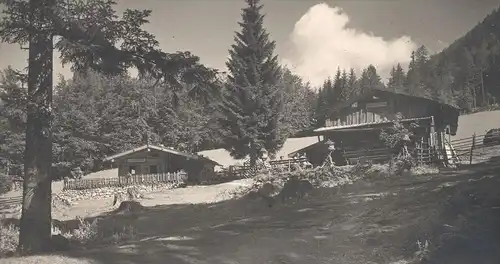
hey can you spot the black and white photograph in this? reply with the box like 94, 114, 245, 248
1, 0, 500, 263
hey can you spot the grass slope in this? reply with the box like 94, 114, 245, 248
453, 110, 500, 140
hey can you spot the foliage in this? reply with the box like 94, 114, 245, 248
379, 113, 418, 149
219, 0, 285, 166
0, 175, 13, 195
0, 67, 225, 180
64, 217, 100, 244
248, 162, 373, 196
279, 67, 316, 134
0, 67, 26, 177
0, 223, 19, 255
378, 113, 420, 174
313, 67, 360, 126
358, 64, 384, 95
388, 64, 406, 92
1, 216, 136, 254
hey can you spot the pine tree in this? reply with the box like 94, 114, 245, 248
388, 63, 406, 92
323, 77, 334, 105
405, 51, 419, 95
332, 68, 343, 103
314, 87, 328, 127
461, 48, 480, 109
220, 0, 283, 167
346, 68, 358, 98
415, 45, 431, 97
279, 68, 315, 134
358, 64, 383, 94
405, 45, 431, 98
427, 55, 454, 104
340, 69, 348, 101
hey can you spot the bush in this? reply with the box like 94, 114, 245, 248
245, 162, 373, 195
1, 215, 137, 254
0, 175, 13, 195
59, 216, 136, 246
0, 223, 18, 255
63, 217, 100, 244
410, 165, 439, 175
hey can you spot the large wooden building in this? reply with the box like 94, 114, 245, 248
292, 89, 460, 166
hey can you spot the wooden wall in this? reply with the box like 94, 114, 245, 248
326, 93, 438, 127
114, 148, 215, 183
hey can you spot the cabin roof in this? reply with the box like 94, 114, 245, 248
103, 144, 220, 165
332, 88, 459, 115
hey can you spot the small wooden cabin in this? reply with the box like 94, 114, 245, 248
294, 89, 460, 165
102, 144, 220, 183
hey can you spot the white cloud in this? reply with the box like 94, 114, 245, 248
281, 3, 417, 88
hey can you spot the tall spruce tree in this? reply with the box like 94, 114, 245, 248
332, 68, 343, 103
220, 0, 283, 167
388, 63, 406, 92
405, 51, 419, 95
340, 69, 348, 101
346, 68, 358, 98
358, 64, 383, 94
314, 87, 328, 127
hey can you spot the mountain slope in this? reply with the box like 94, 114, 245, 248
431, 6, 500, 105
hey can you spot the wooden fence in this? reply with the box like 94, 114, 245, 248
449, 133, 500, 164
343, 145, 432, 165
198, 158, 309, 185
0, 196, 22, 209
63, 171, 187, 190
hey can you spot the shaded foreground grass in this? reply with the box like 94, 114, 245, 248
3, 159, 500, 264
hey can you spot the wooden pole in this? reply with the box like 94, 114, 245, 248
469, 133, 476, 165
480, 68, 486, 107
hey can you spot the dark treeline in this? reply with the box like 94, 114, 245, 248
0, 65, 315, 179
2, 4, 499, 179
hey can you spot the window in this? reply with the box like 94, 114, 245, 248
128, 165, 137, 174
149, 165, 158, 174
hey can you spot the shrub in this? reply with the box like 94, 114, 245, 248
247, 162, 373, 195
64, 217, 100, 244
62, 216, 136, 246
0, 223, 18, 255
410, 165, 439, 175
0, 175, 13, 195
1, 215, 137, 254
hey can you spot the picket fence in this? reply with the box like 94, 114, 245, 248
63, 172, 187, 190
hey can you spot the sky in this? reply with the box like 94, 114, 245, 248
0, 0, 499, 88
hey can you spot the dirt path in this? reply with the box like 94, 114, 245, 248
51, 179, 254, 220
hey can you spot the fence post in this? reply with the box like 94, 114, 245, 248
469, 133, 476, 165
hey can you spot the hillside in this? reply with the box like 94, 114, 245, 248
430, 5, 500, 104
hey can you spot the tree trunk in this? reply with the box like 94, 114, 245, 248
18, 0, 54, 253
